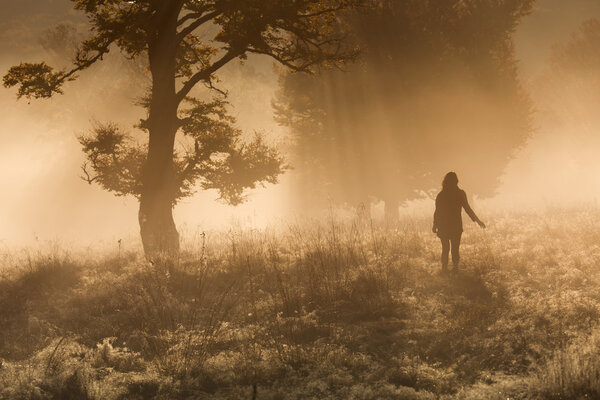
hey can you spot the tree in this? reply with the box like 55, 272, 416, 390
275, 0, 534, 218
522, 18, 600, 199
4, 0, 362, 256
538, 19, 600, 124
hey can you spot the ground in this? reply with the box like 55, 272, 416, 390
1, 207, 600, 399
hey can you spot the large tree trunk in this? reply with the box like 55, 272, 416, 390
139, 4, 181, 257
138, 121, 179, 256
139, 194, 179, 257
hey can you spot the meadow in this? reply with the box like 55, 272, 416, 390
1, 207, 600, 399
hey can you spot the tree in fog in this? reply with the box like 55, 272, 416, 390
528, 18, 600, 195
275, 0, 534, 218
4, 0, 362, 255
537, 19, 600, 124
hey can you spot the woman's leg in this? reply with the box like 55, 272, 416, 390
451, 233, 462, 268
440, 237, 450, 270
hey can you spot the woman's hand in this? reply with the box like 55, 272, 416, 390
477, 220, 486, 229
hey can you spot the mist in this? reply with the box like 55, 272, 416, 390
0, 3, 288, 247
1, 0, 600, 247
495, 8, 600, 208
6, 2, 600, 397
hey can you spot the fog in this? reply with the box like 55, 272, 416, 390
0, 2, 288, 246
1, 0, 600, 247
494, 1, 600, 209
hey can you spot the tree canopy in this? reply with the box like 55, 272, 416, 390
275, 0, 534, 214
4, 0, 364, 254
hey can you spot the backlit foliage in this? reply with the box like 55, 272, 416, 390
3, 0, 363, 208
79, 99, 285, 204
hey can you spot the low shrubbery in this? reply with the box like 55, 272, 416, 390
2, 208, 600, 398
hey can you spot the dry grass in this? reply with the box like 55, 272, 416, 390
1, 207, 600, 399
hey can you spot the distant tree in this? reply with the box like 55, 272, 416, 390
4, 0, 362, 256
529, 18, 600, 194
538, 19, 600, 123
275, 0, 534, 218
39, 23, 81, 58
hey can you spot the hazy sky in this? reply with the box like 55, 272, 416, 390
0, 0, 599, 247
515, 0, 600, 79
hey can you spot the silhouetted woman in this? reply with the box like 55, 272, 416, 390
433, 172, 485, 272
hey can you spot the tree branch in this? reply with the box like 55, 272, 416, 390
177, 11, 202, 26
204, 78, 228, 97
81, 162, 98, 184
176, 48, 242, 103
298, 5, 348, 18
176, 10, 222, 42
180, 139, 202, 185
64, 41, 111, 81
246, 48, 312, 72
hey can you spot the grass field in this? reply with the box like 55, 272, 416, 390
2, 207, 600, 399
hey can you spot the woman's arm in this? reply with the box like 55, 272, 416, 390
462, 191, 486, 228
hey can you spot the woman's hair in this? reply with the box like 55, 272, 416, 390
442, 172, 459, 190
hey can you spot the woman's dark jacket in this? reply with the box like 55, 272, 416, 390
434, 187, 478, 238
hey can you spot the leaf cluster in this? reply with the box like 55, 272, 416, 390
2, 62, 74, 99
80, 99, 285, 204
176, 97, 286, 205
79, 123, 145, 197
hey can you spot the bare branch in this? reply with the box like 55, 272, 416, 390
203, 78, 228, 97
81, 162, 98, 184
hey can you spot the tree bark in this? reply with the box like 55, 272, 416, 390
138, 121, 179, 256
139, 4, 181, 257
